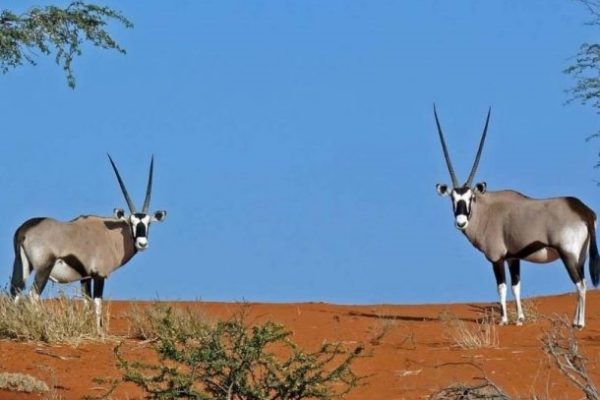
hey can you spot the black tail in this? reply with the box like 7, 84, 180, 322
589, 225, 600, 287
10, 225, 25, 297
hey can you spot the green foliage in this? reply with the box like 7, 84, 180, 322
0, 1, 132, 88
565, 1, 600, 141
115, 306, 364, 400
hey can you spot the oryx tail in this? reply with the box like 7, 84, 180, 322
10, 218, 41, 297
589, 222, 600, 287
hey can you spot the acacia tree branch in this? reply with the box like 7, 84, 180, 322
0, 1, 132, 88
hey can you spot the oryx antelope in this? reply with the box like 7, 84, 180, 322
433, 105, 600, 328
10, 155, 167, 328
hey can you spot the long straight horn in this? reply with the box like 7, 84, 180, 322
142, 155, 154, 213
107, 154, 137, 213
433, 104, 459, 188
465, 107, 491, 187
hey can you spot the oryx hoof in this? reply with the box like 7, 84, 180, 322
499, 319, 508, 326
516, 317, 524, 326
572, 323, 585, 330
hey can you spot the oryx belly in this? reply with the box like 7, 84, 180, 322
523, 247, 560, 263
49, 259, 86, 283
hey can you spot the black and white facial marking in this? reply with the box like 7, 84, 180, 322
436, 182, 486, 230
114, 209, 167, 251
108, 154, 167, 251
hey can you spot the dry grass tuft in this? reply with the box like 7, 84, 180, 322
444, 311, 499, 349
508, 298, 543, 324
368, 316, 397, 346
0, 291, 102, 343
0, 372, 49, 393
126, 302, 208, 340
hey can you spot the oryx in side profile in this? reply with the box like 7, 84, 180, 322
10, 155, 167, 328
433, 105, 600, 328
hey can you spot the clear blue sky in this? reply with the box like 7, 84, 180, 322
1, 1, 598, 304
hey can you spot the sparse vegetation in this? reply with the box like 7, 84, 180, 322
126, 302, 207, 340
542, 316, 600, 400
508, 298, 542, 324
429, 380, 510, 400
444, 311, 499, 349
434, 315, 600, 400
368, 316, 397, 346
0, 372, 49, 393
0, 291, 102, 343
111, 305, 364, 399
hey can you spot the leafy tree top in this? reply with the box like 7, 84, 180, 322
0, 1, 132, 88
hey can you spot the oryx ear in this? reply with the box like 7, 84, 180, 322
474, 182, 487, 194
436, 183, 450, 196
113, 208, 126, 220
152, 210, 167, 222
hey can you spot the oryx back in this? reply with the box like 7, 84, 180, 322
14, 216, 135, 286
466, 191, 596, 265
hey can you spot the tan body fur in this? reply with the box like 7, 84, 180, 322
465, 190, 595, 265
15, 216, 136, 284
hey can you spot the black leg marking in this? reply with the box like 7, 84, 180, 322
92, 277, 105, 329
508, 259, 520, 286
81, 279, 92, 298
93, 277, 105, 299
492, 261, 506, 286
492, 261, 508, 324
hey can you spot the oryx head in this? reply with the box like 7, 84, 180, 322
434, 105, 490, 230
108, 154, 167, 251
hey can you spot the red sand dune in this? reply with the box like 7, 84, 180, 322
2, 292, 600, 399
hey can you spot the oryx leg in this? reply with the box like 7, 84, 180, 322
30, 266, 53, 302
92, 277, 105, 330
10, 246, 31, 303
81, 278, 92, 309
492, 261, 508, 325
508, 259, 524, 325
560, 251, 586, 329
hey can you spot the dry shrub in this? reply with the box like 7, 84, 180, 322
0, 291, 101, 343
126, 302, 207, 340
444, 311, 499, 349
542, 315, 600, 400
429, 380, 511, 400
0, 372, 49, 393
369, 317, 397, 345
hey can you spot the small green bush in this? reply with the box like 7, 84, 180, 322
116, 306, 364, 400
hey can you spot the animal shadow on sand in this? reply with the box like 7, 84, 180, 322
346, 311, 478, 324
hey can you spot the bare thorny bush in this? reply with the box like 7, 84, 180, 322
96, 305, 365, 400
431, 316, 600, 400
542, 316, 600, 400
